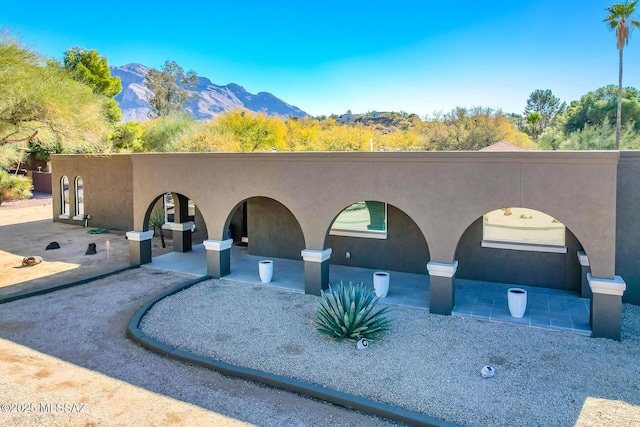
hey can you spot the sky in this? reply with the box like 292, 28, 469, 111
2, 1, 640, 118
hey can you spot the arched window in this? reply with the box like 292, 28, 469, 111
74, 176, 84, 217
60, 176, 70, 218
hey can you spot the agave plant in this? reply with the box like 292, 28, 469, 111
148, 208, 166, 248
315, 281, 391, 341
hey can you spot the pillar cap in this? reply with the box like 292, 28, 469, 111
203, 239, 233, 251
166, 221, 194, 232
587, 273, 626, 296
427, 261, 458, 278
301, 248, 332, 263
577, 251, 589, 267
126, 230, 154, 242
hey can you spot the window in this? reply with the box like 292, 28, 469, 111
482, 207, 566, 253
329, 201, 387, 239
74, 176, 84, 218
60, 176, 70, 219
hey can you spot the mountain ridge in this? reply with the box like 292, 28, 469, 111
110, 63, 309, 122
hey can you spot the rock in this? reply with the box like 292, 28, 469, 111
45, 241, 60, 250
481, 365, 495, 379
86, 243, 97, 255
22, 256, 43, 266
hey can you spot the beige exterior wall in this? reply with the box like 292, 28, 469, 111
52, 155, 133, 231
116, 151, 619, 280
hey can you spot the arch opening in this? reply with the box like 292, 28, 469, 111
142, 192, 208, 259
455, 207, 584, 291
74, 176, 84, 217
324, 200, 430, 275
224, 196, 305, 261
60, 176, 69, 217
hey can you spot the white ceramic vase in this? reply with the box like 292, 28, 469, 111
259, 260, 273, 283
373, 272, 390, 297
507, 288, 527, 318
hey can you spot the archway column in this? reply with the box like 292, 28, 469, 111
126, 230, 154, 265
204, 239, 233, 278
577, 251, 591, 298
427, 261, 458, 315
301, 248, 332, 296
166, 221, 194, 253
588, 274, 626, 341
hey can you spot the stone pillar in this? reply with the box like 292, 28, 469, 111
126, 230, 154, 265
427, 261, 458, 315
577, 251, 591, 299
301, 248, 332, 296
588, 274, 626, 341
167, 221, 194, 253
204, 239, 233, 278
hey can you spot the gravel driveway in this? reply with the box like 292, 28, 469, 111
0, 268, 396, 426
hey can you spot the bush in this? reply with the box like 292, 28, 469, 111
0, 170, 32, 206
315, 281, 391, 341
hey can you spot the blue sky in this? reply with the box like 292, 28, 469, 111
2, 1, 640, 117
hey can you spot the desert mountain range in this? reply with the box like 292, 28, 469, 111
110, 63, 309, 122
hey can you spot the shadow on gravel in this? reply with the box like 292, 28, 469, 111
126, 277, 462, 427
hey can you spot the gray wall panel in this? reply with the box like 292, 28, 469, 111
247, 197, 305, 260
616, 153, 640, 304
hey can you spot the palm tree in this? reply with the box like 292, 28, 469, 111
525, 112, 541, 142
604, 1, 640, 150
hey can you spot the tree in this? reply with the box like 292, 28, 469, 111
0, 170, 32, 206
525, 112, 541, 141
0, 34, 111, 156
144, 60, 198, 117
212, 109, 287, 152
418, 107, 534, 150
63, 48, 122, 97
562, 85, 640, 133
138, 114, 194, 152
63, 47, 123, 123
110, 121, 143, 152
523, 89, 564, 132
604, 1, 640, 149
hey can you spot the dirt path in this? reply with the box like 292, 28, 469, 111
0, 200, 393, 426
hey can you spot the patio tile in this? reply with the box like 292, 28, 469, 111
550, 316, 572, 329
530, 316, 551, 327
148, 249, 593, 337
572, 320, 591, 331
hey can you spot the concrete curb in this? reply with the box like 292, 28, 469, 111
127, 277, 464, 427
0, 265, 140, 304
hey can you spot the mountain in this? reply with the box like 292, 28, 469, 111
110, 63, 309, 122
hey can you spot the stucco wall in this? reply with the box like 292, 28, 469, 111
455, 217, 583, 290
616, 152, 640, 304
52, 155, 133, 231
52, 151, 625, 290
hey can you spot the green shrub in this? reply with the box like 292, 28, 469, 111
315, 281, 391, 341
0, 170, 32, 206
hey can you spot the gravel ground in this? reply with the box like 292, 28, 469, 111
0, 269, 397, 426
141, 279, 640, 427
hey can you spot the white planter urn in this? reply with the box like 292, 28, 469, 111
507, 288, 527, 318
373, 272, 390, 297
259, 260, 273, 283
